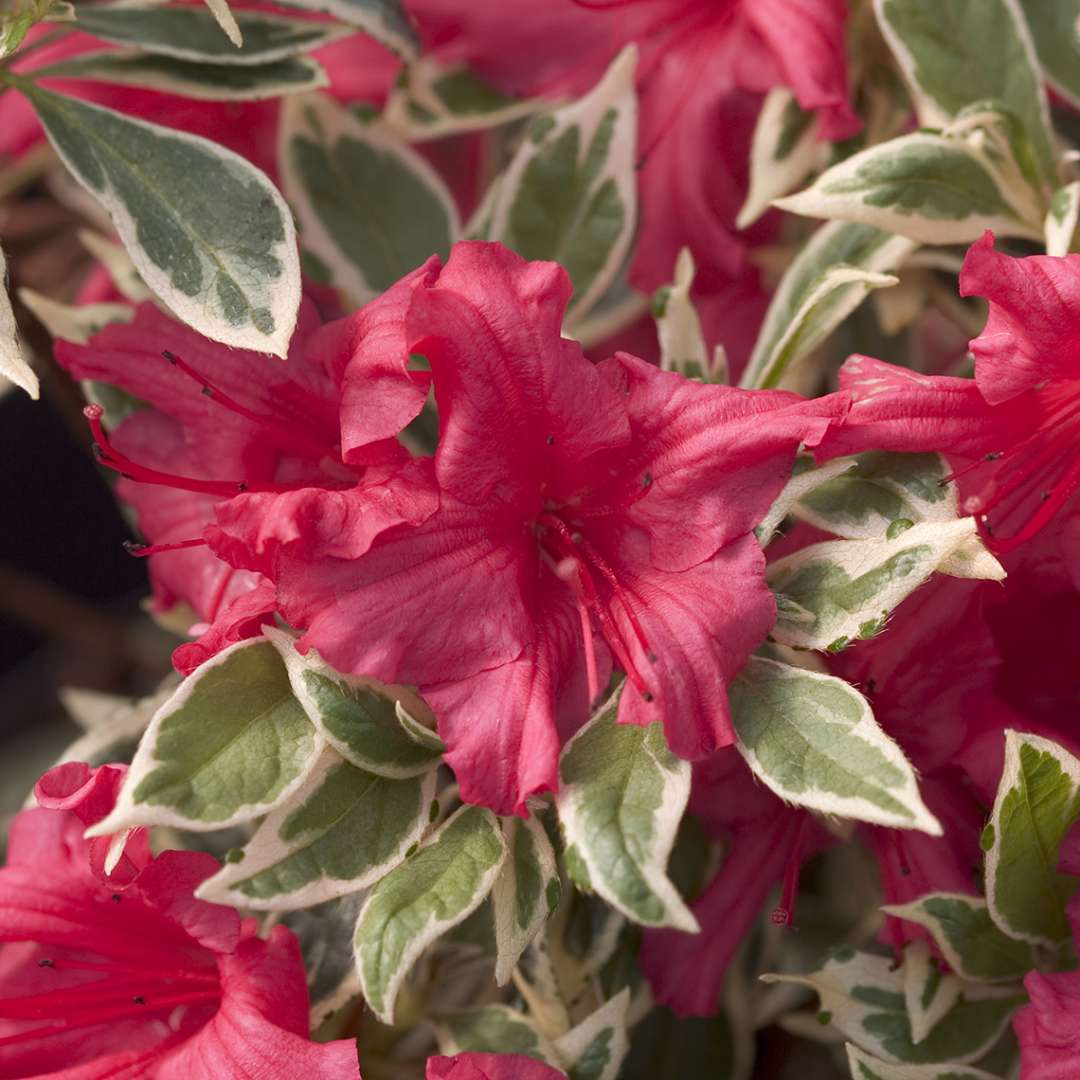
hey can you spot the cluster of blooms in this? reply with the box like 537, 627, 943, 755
5, 0, 1080, 1076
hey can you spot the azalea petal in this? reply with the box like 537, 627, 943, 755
34, 764, 151, 887
207, 459, 438, 577
744, 0, 859, 140
960, 231, 1080, 405
157, 928, 359, 1080
426, 1052, 567, 1080
598, 352, 847, 571
424, 592, 591, 816
172, 578, 278, 677
813, 354, 1036, 461
56, 300, 332, 479
282, 499, 533, 686
613, 533, 776, 759
308, 256, 441, 465
407, 241, 629, 516
1015, 970, 1080, 1079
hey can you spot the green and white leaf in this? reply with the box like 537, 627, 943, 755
768, 518, 1004, 652
88, 637, 319, 833
483, 45, 638, 319
873, 0, 1055, 184
354, 804, 507, 1023
901, 941, 962, 1046
738, 88, 822, 229
984, 730, 1080, 945
762, 948, 1022, 1065
197, 743, 435, 909
845, 1043, 1000, 1080
491, 815, 561, 986
279, 92, 458, 304
731, 657, 941, 834
273, 0, 418, 58
557, 685, 699, 933
756, 458, 858, 546
1045, 181, 1080, 256
554, 989, 631, 1080
25, 86, 300, 356
268, 628, 444, 778
40, 50, 329, 102
740, 222, 916, 390
72, 4, 349, 65
655, 248, 724, 383
882, 893, 1035, 983
1019, 0, 1080, 109
0, 247, 36, 399
436, 1005, 561, 1065
385, 56, 542, 140
18, 289, 133, 346
774, 133, 1043, 247
200, 0, 242, 48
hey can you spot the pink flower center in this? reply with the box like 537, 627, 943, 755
534, 471, 656, 704
949, 379, 1080, 553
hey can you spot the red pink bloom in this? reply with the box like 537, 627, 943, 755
0, 762, 359, 1078
426, 1053, 566, 1079
208, 241, 846, 814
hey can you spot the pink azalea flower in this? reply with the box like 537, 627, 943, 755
209, 240, 846, 813
411, 0, 859, 293
426, 1053, 566, 1079
816, 232, 1080, 561
0, 762, 360, 1079
54, 269, 437, 674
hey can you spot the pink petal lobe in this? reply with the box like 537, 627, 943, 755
1015, 969, 1080, 1079
426, 1052, 566, 1080
613, 533, 776, 759
172, 577, 278, 677
960, 231, 1080, 404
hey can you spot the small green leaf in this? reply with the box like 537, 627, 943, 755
845, 1042, 1001, 1079
272, 0, 418, 58
24, 86, 300, 356
1019, 0, 1080, 110
655, 249, 724, 383
985, 730, 1080, 945
385, 57, 541, 139
740, 222, 915, 390
437, 1006, 560, 1064
88, 638, 318, 832
1045, 181, 1080, 256
557, 685, 699, 933
774, 133, 1042, 246
268, 629, 443, 778
0, 247, 36, 399
72, 4, 349, 65
491, 815, 560, 985
196, 744, 435, 909
482, 45, 638, 319
39, 51, 330, 101
738, 87, 822, 229
763, 948, 1023, 1066
874, 0, 1055, 184
731, 657, 941, 833
555, 991, 631, 1080
883, 893, 1035, 983
767, 519, 1003, 651
901, 941, 961, 1046
280, 92, 458, 303
354, 805, 506, 1023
